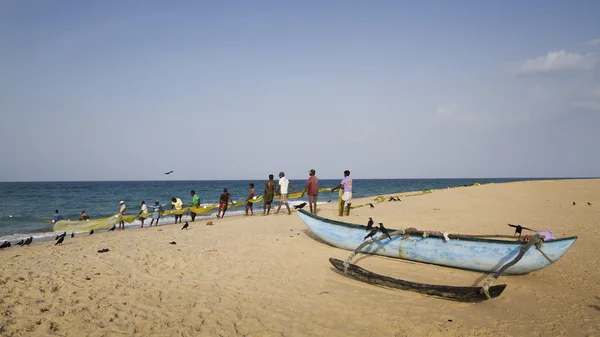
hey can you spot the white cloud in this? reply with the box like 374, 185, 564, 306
517, 50, 598, 75
586, 38, 600, 46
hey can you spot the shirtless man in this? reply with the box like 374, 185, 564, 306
263, 174, 276, 215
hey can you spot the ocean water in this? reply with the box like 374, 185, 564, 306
0, 178, 554, 243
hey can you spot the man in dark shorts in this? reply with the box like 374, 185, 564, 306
217, 188, 233, 219
263, 174, 276, 215
245, 183, 255, 216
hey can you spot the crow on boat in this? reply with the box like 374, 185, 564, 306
364, 227, 378, 241
379, 223, 392, 240
366, 218, 374, 231
508, 224, 537, 237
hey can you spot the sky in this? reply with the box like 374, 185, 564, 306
1, 0, 599, 181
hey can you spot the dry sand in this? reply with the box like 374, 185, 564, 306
1, 179, 599, 336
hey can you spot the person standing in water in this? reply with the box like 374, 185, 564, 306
79, 210, 90, 221
53, 210, 63, 223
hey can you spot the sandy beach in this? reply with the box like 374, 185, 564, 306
1, 179, 599, 336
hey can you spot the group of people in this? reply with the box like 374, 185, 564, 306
52, 170, 354, 231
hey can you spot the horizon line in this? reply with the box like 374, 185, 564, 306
0, 177, 598, 183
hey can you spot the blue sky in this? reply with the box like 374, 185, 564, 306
1, 0, 599, 181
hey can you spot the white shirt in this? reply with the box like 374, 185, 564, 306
172, 198, 183, 210
140, 204, 148, 214
279, 177, 290, 194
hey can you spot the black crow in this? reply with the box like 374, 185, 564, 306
378, 223, 392, 240
90, 229, 94, 235
294, 202, 307, 209
364, 227, 378, 241
55, 236, 64, 245
108, 225, 116, 231
71, 233, 74, 238
369, 203, 374, 208
366, 218, 374, 231
181, 222, 189, 230
22, 237, 33, 246
0, 241, 10, 249
164, 170, 174, 175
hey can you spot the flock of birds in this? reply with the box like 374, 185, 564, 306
0, 220, 193, 251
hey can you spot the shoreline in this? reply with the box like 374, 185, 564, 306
1, 178, 594, 245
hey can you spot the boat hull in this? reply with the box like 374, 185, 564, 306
298, 210, 577, 275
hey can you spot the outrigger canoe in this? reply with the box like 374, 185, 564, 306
297, 210, 577, 275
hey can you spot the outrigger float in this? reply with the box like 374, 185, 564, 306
297, 209, 577, 302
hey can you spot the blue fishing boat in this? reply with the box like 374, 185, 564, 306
297, 210, 577, 275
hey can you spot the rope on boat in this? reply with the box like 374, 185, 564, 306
535, 240, 555, 264
343, 229, 405, 273
480, 235, 541, 299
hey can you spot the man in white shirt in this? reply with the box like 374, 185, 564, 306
275, 171, 297, 215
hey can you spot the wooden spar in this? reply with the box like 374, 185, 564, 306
330, 258, 507, 302
480, 235, 540, 299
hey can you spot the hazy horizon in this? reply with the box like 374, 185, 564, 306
2, 1, 599, 181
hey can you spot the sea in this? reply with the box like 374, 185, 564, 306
0, 178, 560, 243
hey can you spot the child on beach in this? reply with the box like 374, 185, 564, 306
245, 183, 255, 216
217, 188, 233, 218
